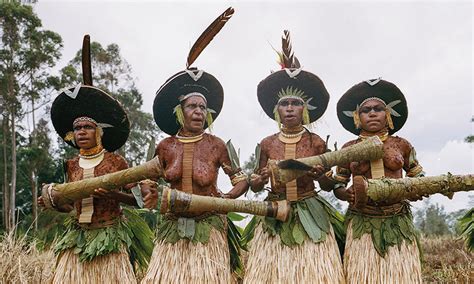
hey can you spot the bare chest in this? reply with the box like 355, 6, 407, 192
162, 141, 222, 186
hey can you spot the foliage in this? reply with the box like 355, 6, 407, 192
347, 209, 418, 257
457, 208, 473, 252
261, 195, 344, 247
465, 116, 473, 143
415, 200, 452, 236
0, 1, 63, 231
226, 214, 245, 279
16, 119, 61, 214
156, 215, 224, 244
54, 208, 153, 270
242, 153, 267, 200
242, 153, 257, 175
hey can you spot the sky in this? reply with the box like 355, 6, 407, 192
33, 0, 473, 212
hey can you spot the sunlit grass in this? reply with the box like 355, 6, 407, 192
0, 232, 472, 283
0, 230, 55, 283
420, 235, 473, 283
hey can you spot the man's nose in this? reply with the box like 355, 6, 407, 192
194, 108, 204, 115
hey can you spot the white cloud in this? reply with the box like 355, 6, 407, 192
411, 140, 474, 212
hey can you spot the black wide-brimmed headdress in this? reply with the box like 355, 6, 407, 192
50, 35, 130, 151
257, 30, 330, 124
152, 7, 234, 136
153, 69, 223, 135
337, 78, 408, 135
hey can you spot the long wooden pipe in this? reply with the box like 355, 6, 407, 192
41, 157, 163, 209
269, 136, 384, 187
160, 187, 290, 221
353, 173, 474, 209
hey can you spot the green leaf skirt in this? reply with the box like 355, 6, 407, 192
242, 195, 345, 251
54, 207, 154, 270
156, 213, 245, 279
345, 204, 420, 257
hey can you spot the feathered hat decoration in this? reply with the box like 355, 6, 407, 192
186, 7, 234, 69
154, 8, 233, 135
51, 35, 130, 151
275, 30, 301, 70
271, 30, 316, 127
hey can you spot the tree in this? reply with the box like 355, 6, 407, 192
241, 153, 266, 200
0, 2, 62, 231
16, 118, 60, 230
242, 153, 257, 176
415, 200, 451, 236
58, 41, 160, 165
465, 116, 474, 143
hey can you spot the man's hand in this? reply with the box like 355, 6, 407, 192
334, 186, 355, 204
91, 188, 118, 199
250, 167, 270, 186
306, 165, 326, 180
141, 182, 158, 210
38, 196, 45, 207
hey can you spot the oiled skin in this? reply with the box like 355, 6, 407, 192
156, 133, 248, 214
67, 152, 131, 223
336, 135, 419, 206
342, 136, 413, 179
252, 130, 327, 196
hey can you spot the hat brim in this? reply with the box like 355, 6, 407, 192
51, 85, 130, 152
257, 70, 329, 123
153, 70, 223, 135
336, 79, 408, 135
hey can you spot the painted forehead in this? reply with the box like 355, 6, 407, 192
183, 95, 207, 105
279, 97, 304, 102
360, 97, 386, 107
73, 116, 97, 126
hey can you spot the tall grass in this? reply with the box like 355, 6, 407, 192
0, 230, 55, 283
0, 231, 472, 283
420, 235, 473, 283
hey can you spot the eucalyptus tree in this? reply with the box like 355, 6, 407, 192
0, 1, 62, 231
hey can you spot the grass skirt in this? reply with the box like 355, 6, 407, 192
141, 228, 232, 283
51, 247, 136, 284
344, 220, 422, 283
243, 224, 344, 283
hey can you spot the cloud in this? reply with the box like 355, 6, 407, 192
411, 140, 474, 212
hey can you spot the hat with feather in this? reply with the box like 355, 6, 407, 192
257, 30, 330, 127
153, 8, 235, 136
337, 78, 408, 135
51, 35, 130, 152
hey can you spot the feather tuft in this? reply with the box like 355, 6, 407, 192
186, 7, 235, 68
82, 35, 93, 86
280, 30, 301, 69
